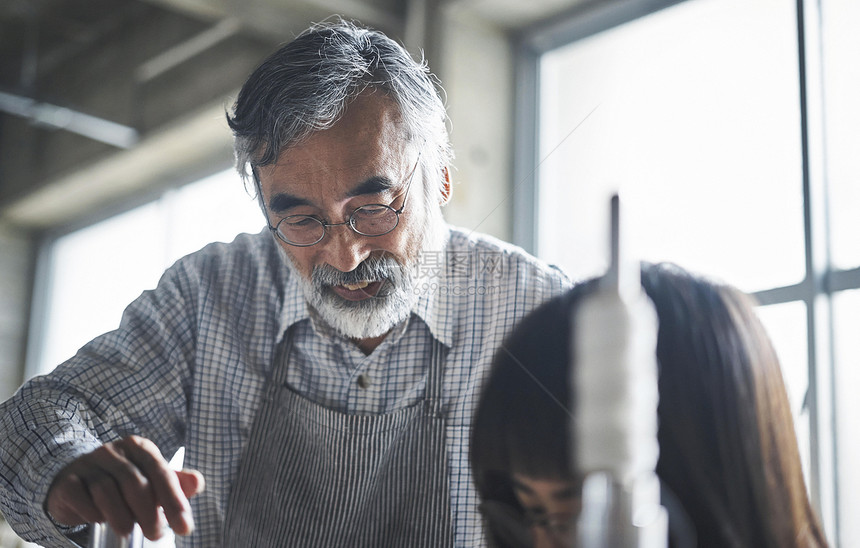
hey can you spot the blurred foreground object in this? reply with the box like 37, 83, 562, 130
573, 195, 667, 547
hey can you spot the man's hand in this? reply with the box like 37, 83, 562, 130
45, 436, 205, 541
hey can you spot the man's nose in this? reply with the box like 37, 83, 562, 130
319, 225, 371, 273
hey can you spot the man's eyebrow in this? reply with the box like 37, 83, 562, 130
269, 193, 310, 214
267, 175, 396, 213
347, 176, 397, 197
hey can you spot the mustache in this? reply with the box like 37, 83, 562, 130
311, 254, 404, 288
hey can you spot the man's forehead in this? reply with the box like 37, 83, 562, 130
258, 150, 405, 186
257, 92, 412, 173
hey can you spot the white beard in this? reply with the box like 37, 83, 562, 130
279, 212, 448, 340
303, 253, 418, 339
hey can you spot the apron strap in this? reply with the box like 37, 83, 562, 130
426, 337, 448, 404
271, 324, 297, 388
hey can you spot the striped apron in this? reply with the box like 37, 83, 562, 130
221, 326, 455, 547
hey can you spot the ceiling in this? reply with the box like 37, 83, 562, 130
0, 0, 584, 230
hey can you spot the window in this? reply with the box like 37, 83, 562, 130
518, 0, 858, 543
821, 2, 860, 545
25, 169, 261, 547
832, 291, 860, 547
534, 0, 802, 291
823, 1, 860, 271
31, 169, 263, 376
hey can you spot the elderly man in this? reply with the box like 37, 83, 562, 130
0, 20, 569, 547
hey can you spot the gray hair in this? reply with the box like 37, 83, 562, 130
226, 19, 453, 206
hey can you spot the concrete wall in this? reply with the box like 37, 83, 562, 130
437, 6, 514, 242
0, 224, 35, 401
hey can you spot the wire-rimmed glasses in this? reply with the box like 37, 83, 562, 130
268, 152, 421, 247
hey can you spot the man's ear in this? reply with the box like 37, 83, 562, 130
440, 166, 452, 205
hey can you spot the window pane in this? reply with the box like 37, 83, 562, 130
755, 301, 811, 485
821, 0, 860, 269
537, 0, 804, 293
832, 290, 860, 547
756, 301, 808, 419
40, 202, 166, 371
37, 170, 262, 374
162, 170, 263, 264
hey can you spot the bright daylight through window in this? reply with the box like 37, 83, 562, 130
525, 0, 860, 545
34, 169, 262, 376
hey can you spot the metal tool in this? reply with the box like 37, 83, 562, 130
87, 523, 144, 548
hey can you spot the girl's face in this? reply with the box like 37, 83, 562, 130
511, 474, 581, 548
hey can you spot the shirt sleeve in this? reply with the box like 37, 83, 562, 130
0, 257, 200, 547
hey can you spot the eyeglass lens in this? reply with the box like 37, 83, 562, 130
277, 204, 399, 245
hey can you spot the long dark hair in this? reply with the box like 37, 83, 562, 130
470, 263, 827, 547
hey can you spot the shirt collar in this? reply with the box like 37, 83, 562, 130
277, 256, 312, 341
410, 231, 454, 349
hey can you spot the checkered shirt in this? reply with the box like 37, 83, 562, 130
0, 226, 570, 547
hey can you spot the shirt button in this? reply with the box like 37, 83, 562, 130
357, 374, 370, 389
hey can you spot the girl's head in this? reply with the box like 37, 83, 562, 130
470, 263, 826, 548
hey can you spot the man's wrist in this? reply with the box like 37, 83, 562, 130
44, 502, 86, 532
